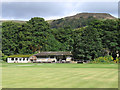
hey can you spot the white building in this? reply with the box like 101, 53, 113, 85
7, 55, 32, 63
7, 51, 73, 63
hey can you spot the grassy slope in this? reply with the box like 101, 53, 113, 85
0, 20, 26, 24
48, 13, 116, 29
2, 63, 118, 88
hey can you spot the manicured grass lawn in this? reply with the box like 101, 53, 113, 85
2, 63, 118, 88
0, 63, 2, 89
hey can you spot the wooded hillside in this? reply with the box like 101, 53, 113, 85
1, 13, 120, 60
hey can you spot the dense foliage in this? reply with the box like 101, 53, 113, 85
91, 55, 119, 64
2, 18, 62, 55
73, 19, 119, 60
89, 19, 119, 54
2, 17, 120, 61
0, 24, 2, 51
51, 26, 74, 51
73, 26, 103, 60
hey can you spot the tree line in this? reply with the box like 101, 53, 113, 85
2, 17, 120, 60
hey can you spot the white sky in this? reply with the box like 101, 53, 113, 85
1, 0, 120, 2
0, 0, 119, 20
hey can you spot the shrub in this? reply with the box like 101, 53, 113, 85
2, 53, 8, 61
91, 55, 117, 64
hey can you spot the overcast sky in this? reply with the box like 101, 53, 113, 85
1, 1, 119, 21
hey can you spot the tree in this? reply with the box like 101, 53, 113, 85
2, 17, 66, 55
2, 21, 20, 55
117, 19, 120, 58
27, 17, 63, 52
89, 19, 119, 55
73, 26, 103, 60
51, 26, 74, 51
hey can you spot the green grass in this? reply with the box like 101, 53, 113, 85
1, 63, 118, 88
0, 63, 2, 90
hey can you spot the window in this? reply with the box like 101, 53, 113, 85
26, 58, 28, 61
23, 58, 25, 61
19, 58, 21, 61
11, 58, 14, 61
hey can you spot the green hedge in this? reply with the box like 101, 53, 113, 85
8, 54, 33, 58
91, 55, 118, 64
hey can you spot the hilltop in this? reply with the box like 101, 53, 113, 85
0, 13, 116, 29
48, 13, 116, 29
65, 13, 115, 20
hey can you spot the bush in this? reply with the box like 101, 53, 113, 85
91, 55, 117, 64
1, 53, 8, 61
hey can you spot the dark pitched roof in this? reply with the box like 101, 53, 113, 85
34, 51, 72, 56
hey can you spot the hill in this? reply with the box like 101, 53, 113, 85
48, 13, 116, 29
0, 13, 116, 29
65, 13, 115, 20
0, 20, 26, 25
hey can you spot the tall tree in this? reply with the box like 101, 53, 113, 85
89, 19, 119, 55
2, 21, 20, 55
2, 17, 63, 55
27, 17, 62, 52
51, 26, 74, 51
73, 26, 103, 60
